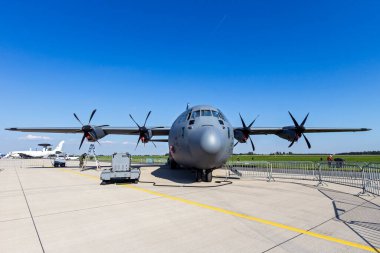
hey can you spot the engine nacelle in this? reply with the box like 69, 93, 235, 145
86, 126, 107, 142
140, 129, 153, 143
275, 127, 298, 142
233, 129, 248, 143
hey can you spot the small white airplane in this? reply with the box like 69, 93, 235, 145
5, 141, 65, 159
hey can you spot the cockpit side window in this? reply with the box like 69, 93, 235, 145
212, 110, 219, 117
186, 110, 192, 121
218, 111, 226, 121
191, 110, 200, 118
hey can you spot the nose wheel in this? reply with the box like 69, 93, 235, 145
196, 169, 213, 182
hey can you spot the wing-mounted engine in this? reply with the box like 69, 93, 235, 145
129, 111, 163, 149
275, 112, 311, 149
233, 113, 259, 151
73, 109, 109, 149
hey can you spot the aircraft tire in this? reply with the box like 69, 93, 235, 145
170, 159, 177, 169
196, 170, 202, 182
205, 169, 212, 182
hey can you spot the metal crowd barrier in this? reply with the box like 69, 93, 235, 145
227, 161, 380, 196
132, 158, 167, 165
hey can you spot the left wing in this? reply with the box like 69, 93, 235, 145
240, 127, 372, 135
233, 112, 371, 150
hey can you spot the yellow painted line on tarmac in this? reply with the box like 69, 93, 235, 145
60, 168, 379, 252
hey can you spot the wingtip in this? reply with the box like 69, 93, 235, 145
5, 128, 17, 131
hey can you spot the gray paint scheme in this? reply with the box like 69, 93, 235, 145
6, 104, 371, 181
168, 105, 233, 170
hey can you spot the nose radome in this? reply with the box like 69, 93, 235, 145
200, 128, 223, 154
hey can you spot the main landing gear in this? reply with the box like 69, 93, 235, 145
196, 169, 213, 182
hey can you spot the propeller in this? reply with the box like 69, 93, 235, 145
288, 111, 311, 149
73, 109, 109, 149
234, 113, 259, 151
129, 111, 161, 149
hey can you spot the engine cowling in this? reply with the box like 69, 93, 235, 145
233, 129, 249, 144
139, 129, 153, 143
85, 126, 107, 142
275, 128, 299, 142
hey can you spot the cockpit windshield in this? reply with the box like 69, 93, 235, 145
201, 110, 212, 116
190, 109, 222, 119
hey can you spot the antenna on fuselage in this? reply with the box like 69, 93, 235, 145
38, 143, 52, 152
186, 103, 190, 110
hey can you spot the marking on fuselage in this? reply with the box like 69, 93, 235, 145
60, 168, 379, 252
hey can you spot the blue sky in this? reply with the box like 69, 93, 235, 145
0, 0, 379, 155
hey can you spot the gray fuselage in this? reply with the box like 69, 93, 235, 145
168, 105, 234, 170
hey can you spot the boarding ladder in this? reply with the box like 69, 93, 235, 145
82, 144, 100, 170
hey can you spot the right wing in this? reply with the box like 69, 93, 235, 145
5, 127, 171, 136
6, 127, 82, 133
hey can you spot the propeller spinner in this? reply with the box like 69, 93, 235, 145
288, 111, 311, 149
233, 113, 259, 151
129, 111, 161, 149
73, 109, 109, 149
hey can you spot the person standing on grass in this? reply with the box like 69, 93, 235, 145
327, 154, 333, 167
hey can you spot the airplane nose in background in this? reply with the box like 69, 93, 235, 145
199, 128, 223, 155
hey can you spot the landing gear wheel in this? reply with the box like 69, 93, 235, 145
170, 159, 177, 169
205, 169, 212, 182
196, 170, 202, 182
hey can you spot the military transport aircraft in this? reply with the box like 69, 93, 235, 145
6, 105, 370, 182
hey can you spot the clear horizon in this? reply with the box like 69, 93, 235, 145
0, 1, 378, 155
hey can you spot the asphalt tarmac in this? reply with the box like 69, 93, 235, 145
0, 159, 379, 253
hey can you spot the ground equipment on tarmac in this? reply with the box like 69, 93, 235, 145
100, 153, 140, 183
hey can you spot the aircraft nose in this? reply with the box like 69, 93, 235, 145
199, 128, 223, 155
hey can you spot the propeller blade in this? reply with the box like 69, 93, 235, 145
249, 136, 255, 151
288, 139, 296, 148
143, 111, 151, 127
88, 109, 97, 124
74, 113, 84, 126
129, 114, 141, 128
247, 115, 259, 128
303, 134, 311, 149
300, 113, 309, 127
288, 111, 300, 128
234, 141, 239, 147
79, 135, 86, 149
134, 138, 141, 150
239, 113, 247, 128
151, 141, 157, 148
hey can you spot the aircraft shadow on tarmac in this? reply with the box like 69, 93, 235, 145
148, 165, 196, 184
319, 189, 380, 251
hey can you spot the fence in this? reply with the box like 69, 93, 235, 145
227, 161, 380, 196
131, 158, 167, 165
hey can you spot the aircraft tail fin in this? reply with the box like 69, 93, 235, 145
54, 141, 65, 152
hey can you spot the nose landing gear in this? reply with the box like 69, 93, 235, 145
196, 169, 213, 182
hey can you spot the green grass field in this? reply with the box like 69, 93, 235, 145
97, 154, 380, 163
